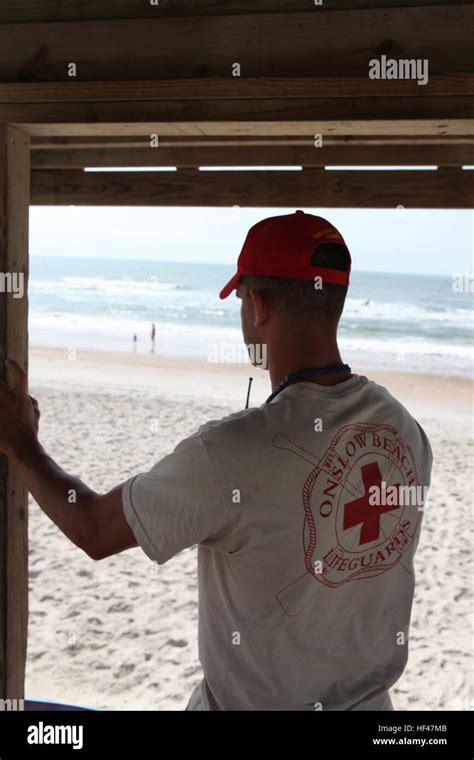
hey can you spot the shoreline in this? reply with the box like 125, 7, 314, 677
29, 344, 473, 424
28, 333, 474, 381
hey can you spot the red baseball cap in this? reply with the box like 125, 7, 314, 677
219, 210, 351, 299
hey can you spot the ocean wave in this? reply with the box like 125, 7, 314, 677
340, 335, 474, 362
29, 276, 187, 296
29, 311, 473, 363
29, 281, 472, 330
344, 297, 472, 328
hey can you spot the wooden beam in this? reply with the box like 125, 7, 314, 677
0, 6, 471, 82
2, 76, 474, 101
0, 125, 29, 703
0, 1, 469, 24
30, 136, 474, 149
30, 137, 316, 148
30, 143, 474, 169
30, 167, 474, 208
4, 95, 474, 129
19, 119, 474, 138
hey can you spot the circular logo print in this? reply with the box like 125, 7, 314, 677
301, 423, 422, 587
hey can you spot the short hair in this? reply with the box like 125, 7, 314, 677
239, 274, 348, 328
239, 241, 349, 328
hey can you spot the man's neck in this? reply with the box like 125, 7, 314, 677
268, 345, 351, 391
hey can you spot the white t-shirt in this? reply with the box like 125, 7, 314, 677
122, 375, 432, 711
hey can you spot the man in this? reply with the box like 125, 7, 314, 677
0, 211, 432, 711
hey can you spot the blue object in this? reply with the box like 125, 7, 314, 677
25, 698, 98, 711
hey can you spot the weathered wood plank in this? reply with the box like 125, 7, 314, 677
0, 125, 29, 702
30, 143, 474, 169
30, 136, 474, 149
2, 75, 474, 102
0, 6, 471, 82
30, 137, 321, 149
20, 119, 474, 138
3, 96, 474, 128
0, 0, 469, 24
30, 167, 474, 208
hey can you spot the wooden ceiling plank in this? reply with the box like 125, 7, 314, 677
3, 95, 474, 127
19, 119, 474, 138
30, 167, 474, 209
0, 6, 471, 82
0, 1, 469, 24
30, 144, 474, 169
2, 75, 473, 102
30, 136, 474, 149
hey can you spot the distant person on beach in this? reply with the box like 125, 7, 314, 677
133, 334, 137, 352
151, 323, 156, 353
0, 211, 432, 711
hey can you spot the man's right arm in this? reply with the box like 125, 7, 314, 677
1, 361, 137, 560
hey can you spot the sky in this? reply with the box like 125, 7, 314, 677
29, 206, 474, 276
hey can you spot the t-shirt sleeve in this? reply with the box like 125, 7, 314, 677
122, 432, 232, 564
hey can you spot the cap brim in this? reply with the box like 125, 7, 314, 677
219, 271, 241, 299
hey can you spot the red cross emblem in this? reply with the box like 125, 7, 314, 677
343, 462, 400, 546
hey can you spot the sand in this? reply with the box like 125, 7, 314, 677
24, 346, 473, 711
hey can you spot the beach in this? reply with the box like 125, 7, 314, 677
24, 345, 472, 711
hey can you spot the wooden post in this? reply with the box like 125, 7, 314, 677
0, 125, 29, 702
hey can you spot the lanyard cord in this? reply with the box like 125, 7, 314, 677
265, 363, 352, 404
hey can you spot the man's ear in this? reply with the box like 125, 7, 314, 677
248, 288, 270, 328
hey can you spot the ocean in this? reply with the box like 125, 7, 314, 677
29, 256, 473, 377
